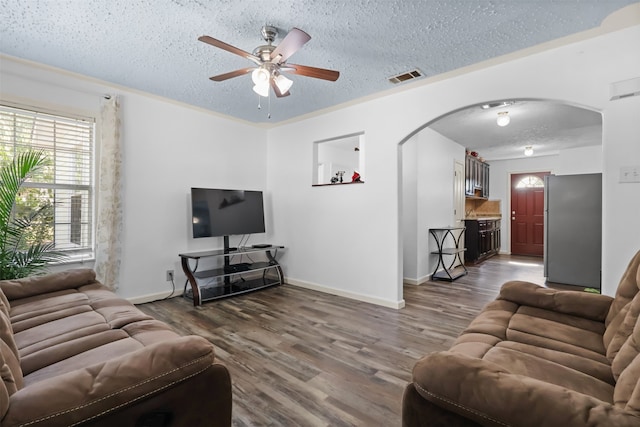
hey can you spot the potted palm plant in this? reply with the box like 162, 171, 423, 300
0, 150, 66, 279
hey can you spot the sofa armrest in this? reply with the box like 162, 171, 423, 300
412, 351, 639, 427
2, 335, 230, 427
499, 280, 613, 322
0, 269, 97, 301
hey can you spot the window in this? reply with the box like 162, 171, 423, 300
0, 104, 95, 261
515, 175, 545, 189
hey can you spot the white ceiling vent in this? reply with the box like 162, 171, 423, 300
388, 69, 424, 84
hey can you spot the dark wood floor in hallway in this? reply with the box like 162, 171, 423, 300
138, 255, 546, 426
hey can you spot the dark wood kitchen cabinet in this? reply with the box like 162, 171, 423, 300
465, 218, 501, 263
465, 154, 490, 199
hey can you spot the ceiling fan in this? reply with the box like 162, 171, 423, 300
198, 26, 340, 98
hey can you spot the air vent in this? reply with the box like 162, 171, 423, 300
388, 69, 424, 84
610, 77, 640, 101
481, 101, 515, 109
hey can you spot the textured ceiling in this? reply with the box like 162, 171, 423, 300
430, 100, 603, 160
0, 0, 635, 126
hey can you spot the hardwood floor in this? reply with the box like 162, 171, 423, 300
138, 254, 545, 426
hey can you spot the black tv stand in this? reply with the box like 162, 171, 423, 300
179, 242, 285, 306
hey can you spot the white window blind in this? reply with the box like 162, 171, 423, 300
0, 104, 95, 260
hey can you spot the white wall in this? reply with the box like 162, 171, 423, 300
603, 95, 640, 293
489, 144, 603, 254
402, 136, 418, 281
402, 128, 465, 284
557, 145, 604, 175
0, 57, 267, 301
267, 24, 640, 302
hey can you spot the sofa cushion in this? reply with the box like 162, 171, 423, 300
615, 356, 640, 413
9, 290, 90, 328
507, 308, 606, 355
500, 280, 613, 322
608, 293, 640, 368
612, 316, 640, 385
0, 268, 97, 301
14, 311, 108, 352
483, 346, 614, 402
0, 288, 10, 317
0, 340, 22, 392
606, 250, 640, 327
0, 311, 18, 362
22, 337, 146, 387
495, 341, 614, 384
605, 301, 632, 355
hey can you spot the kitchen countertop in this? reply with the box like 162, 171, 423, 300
465, 216, 502, 220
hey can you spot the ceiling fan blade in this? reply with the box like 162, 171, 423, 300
270, 28, 311, 64
198, 35, 261, 65
209, 68, 255, 82
284, 64, 340, 81
270, 79, 290, 98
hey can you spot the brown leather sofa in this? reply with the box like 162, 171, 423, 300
403, 250, 640, 427
0, 269, 232, 427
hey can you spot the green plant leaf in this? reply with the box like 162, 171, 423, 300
0, 150, 66, 279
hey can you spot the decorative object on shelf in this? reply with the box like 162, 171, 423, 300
352, 171, 361, 182
496, 111, 510, 126
330, 170, 345, 183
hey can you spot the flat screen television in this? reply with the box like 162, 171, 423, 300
191, 188, 265, 238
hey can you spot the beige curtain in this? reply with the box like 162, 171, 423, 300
94, 96, 122, 290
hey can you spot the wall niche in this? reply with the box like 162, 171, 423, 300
312, 132, 365, 186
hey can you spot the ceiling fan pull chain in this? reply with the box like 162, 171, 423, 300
257, 94, 262, 110
268, 92, 271, 119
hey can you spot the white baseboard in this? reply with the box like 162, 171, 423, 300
127, 288, 184, 305
286, 278, 405, 309
403, 274, 431, 285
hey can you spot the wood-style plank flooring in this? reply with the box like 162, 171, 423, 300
138, 254, 547, 426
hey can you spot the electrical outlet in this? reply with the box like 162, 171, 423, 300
166, 270, 174, 282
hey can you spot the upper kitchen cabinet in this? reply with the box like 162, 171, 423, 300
465, 154, 490, 199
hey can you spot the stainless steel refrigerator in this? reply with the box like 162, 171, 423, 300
544, 173, 602, 289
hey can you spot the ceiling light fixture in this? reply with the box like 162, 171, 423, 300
274, 73, 293, 94
524, 146, 534, 156
253, 82, 270, 97
252, 66, 272, 97
496, 111, 510, 127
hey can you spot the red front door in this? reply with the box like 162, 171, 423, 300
510, 172, 549, 256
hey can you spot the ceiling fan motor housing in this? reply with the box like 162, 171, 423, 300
253, 45, 276, 62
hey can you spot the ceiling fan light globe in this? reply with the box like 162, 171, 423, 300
251, 67, 270, 85
253, 83, 270, 97
524, 146, 534, 156
274, 74, 293, 94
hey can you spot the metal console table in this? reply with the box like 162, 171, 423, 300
429, 227, 467, 281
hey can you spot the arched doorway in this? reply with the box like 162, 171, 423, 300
398, 99, 602, 292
